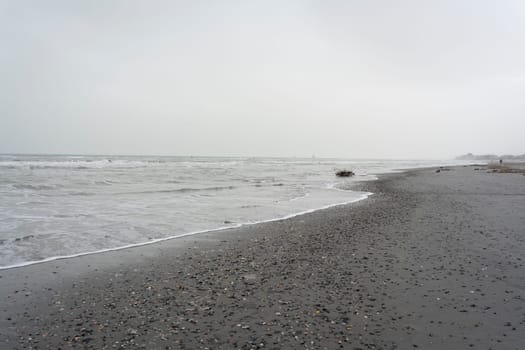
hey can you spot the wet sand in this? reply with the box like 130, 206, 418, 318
1, 166, 524, 349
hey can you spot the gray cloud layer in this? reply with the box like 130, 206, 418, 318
1, 0, 524, 158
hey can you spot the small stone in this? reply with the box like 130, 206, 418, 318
242, 274, 257, 285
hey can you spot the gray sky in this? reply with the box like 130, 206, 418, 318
1, 0, 524, 158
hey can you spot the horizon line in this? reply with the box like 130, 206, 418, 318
0, 152, 459, 161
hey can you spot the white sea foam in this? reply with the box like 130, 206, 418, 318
0, 193, 370, 270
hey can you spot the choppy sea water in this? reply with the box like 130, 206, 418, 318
0, 155, 466, 269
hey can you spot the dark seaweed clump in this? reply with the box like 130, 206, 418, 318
336, 170, 355, 177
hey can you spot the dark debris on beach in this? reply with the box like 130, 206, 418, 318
335, 170, 355, 177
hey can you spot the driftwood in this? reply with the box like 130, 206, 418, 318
336, 170, 355, 177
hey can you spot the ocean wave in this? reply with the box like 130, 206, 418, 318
53, 213, 92, 218
94, 180, 114, 185
253, 182, 284, 188
69, 191, 95, 196
0, 192, 372, 270
289, 193, 310, 202
240, 204, 260, 208
0, 160, 151, 169
325, 181, 357, 192
121, 185, 237, 195
13, 184, 58, 191
13, 235, 35, 242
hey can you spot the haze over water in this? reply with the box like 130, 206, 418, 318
1, 1, 524, 159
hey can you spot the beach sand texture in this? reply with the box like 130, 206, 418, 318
1, 166, 524, 349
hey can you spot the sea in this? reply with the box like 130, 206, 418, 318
0, 155, 466, 269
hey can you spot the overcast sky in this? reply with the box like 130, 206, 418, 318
1, 0, 524, 158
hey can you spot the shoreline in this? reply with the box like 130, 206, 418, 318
0, 159, 469, 271
0, 192, 372, 271
2, 165, 524, 349
1, 163, 461, 271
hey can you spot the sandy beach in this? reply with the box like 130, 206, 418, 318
1, 165, 524, 349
